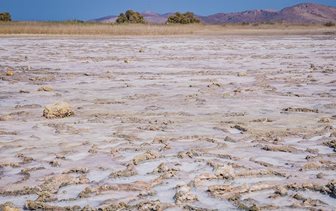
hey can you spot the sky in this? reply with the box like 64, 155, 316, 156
1, 0, 336, 21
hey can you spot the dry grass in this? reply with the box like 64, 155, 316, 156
0, 22, 200, 35
0, 21, 335, 36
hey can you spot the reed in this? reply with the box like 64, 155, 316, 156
0, 22, 334, 36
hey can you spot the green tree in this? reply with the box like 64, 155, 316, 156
116, 10, 145, 24
167, 12, 200, 24
0, 12, 12, 22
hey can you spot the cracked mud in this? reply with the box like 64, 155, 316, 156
0, 35, 336, 210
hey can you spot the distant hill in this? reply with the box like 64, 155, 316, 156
92, 3, 336, 24
92, 12, 173, 24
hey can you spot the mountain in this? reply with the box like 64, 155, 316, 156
198, 10, 277, 24
200, 3, 336, 24
92, 3, 336, 24
139, 12, 172, 24
93, 15, 117, 23
274, 3, 336, 23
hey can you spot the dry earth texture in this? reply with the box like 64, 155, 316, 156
0, 34, 336, 211
0, 22, 336, 35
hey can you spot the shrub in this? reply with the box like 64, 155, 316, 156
116, 10, 145, 24
0, 12, 11, 22
324, 22, 335, 27
167, 12, 200, 24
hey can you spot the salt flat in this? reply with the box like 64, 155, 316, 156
0, 35, 336, 210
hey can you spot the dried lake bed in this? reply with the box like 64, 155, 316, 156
0, 35, 336, 210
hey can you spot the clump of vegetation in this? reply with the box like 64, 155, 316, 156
116, 10, 145, 24
167, 12, 200, 24
0, 12, 11, 22
324, 22, 335, 27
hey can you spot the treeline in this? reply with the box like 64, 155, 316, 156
0, 10, 200, 24
115, 10, 200, 24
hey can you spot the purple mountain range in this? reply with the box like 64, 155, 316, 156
92, 3, 336, 24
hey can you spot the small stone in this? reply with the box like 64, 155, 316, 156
316, 172, 325, 179
43, 102, 74, 119
49, 160, 61, 167
237, 72, 247, 77
6, 70, 14, 76
38, 86, 53, 92
274, 186, 288, 196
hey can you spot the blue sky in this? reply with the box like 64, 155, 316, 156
1, 0, 336, 21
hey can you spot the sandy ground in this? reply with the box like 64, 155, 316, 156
0, 35, 336, 210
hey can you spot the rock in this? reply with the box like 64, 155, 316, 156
215, 165, 235, 179
316, 172, 325, 179
224, 136, 237, 143
326, 180, 336, 198
49, 160, 61, 167
174, 185, 198, 205
38, 86, 53, 92
274, 186, 288, 196
237, 72, 247, 77
43, 102, 74, 119
232, 124, 247, 132
19, 90, 30, 93
6, 70, 14, 76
